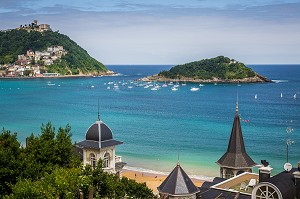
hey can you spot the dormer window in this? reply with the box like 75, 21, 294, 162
252, 184, 281, 199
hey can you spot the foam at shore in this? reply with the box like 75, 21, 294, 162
124, 166, 214, 181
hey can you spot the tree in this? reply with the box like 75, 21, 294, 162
0, 130, 22, 195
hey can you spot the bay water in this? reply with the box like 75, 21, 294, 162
0, 65, 299, 179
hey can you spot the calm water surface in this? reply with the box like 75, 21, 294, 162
0, 65, 299, 178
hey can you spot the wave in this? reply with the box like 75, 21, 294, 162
272, 79, 288, 83
123, 166, 214, 181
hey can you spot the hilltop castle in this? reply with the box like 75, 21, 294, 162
16, 20, 51, 32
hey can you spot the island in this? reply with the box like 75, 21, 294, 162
141, 56, 271, 83
0, 20, 111, 78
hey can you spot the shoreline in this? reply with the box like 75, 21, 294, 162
0, 70, 120, 80
122, 167, 207, 194
139, 73, 272, 83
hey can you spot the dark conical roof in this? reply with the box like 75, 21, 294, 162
216, 104, 256, 168
158, 164, 199, 196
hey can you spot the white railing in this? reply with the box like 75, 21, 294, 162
115, 155, 122, 163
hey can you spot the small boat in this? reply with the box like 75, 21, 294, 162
91, 85, 94, 88
128, 86, 133, 89
190, 87, 200, 92
294, 94, 297, 99
181, 81, 187, 86
199, 84, 204, 87
107, 86, 111, 89
255, 94, 257, 99
168, 82, 174, 86
171, 87, 178, 91
108, 82, 114, 85
144, 85, 149, 89
281, 93, 283, 98
113, 84, 119, 89
162, 81, 168, 87
47, 83, 55, 86
151, 87, 158, 91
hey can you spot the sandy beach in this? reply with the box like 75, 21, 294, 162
122, 169, 205, 194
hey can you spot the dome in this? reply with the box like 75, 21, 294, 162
85, 121, 113, 141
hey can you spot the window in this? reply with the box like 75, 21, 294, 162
252, 184, 281, 199
90, 153, 96, 168
103, 152, 110, 168
225, 170, 234, 179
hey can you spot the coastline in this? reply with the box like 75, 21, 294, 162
122, 167, 207, 194
139, 73, 272, 83
0, 70, 119, 79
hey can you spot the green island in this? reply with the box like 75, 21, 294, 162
0, 21, 109, 77
142, 56, 271, 83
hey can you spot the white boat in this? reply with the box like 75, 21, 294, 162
255, 94, 257, 99
107, 86, 111, 89
128, 86, 133, 89
199, 84, 204, 87
151, 87, 158, 91
113, 84, 119, 89
181, 81, 187, 86
144, 85, 149, 89
294, 94, 297, 99
168, 82, 174, 86
190, 87, 200, 91
171, 87, 178, 91
108, 82, 114, 85
281, 93, 283, 98
47, 83, 55, 86
91, 85, 94, 88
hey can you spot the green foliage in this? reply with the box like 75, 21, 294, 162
159, 56, 256, 80
0, 29, 107, 74
1, 123, 155, 199
0, 130, 22, 195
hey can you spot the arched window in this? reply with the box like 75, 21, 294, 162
252, 184, 281, 199
225, 170, 234, 179
90, 153, 96, 168
103, 152, 110, 168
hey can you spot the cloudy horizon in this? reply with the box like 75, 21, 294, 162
1, 0, 300, 65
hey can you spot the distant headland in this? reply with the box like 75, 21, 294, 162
141, 56, 272, 83
0, 20, 110, 78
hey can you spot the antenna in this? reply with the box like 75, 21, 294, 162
236, 84, 239, 114
177, 148, 180, 165
97, 97, 100, 121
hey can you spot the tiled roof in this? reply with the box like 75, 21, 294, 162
217, 108, 256, 168
158, 163, 199, 196
76, 139, 123, 149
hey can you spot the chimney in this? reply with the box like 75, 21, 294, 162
259, 165, 273, 182
293, 162, 300, 199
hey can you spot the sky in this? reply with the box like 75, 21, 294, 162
0, 0, 300, 65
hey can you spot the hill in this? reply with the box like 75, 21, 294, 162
0, 29, 107, 75
142, 56, 271, 83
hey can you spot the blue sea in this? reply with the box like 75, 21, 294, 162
0, 65, 299, 179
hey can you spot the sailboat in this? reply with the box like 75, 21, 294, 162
162, 80, 168, 87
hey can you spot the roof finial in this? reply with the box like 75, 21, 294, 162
236, 85, 239, 114
177, 149, 180, 166
98, 98, 100, 121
